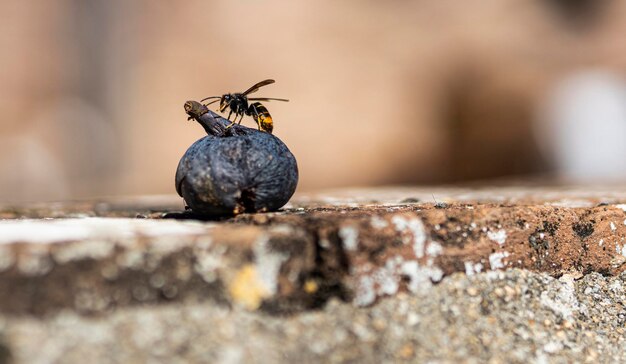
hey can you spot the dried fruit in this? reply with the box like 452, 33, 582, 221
176, 102, 298, 216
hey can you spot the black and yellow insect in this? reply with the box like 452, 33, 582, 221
201, 79, 288, 134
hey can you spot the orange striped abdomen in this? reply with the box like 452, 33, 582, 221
249, 102, 273, 134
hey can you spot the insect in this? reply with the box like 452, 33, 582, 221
201, 79, 288, 134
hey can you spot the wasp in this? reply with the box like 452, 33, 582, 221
201, 79, 288, 134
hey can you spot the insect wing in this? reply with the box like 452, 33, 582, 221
247, 97, 289, 102
242, 79, 275, 95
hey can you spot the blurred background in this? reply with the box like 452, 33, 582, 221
1, 0, 626, 203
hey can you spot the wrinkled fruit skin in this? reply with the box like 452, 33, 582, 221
176, 124, 298, 216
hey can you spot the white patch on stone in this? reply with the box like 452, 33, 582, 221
218, 345, 244, 364
464, 262, 484, 276
391, 216, 426, 258
549, 200, 593, 208
599, 239, 603, 247
543, 341, 563, 354
318, 238, 331, 249
608, 279, 622, 292
193, 238, 223, 283
338, 226, 359, 251
488, 251, 510, 270
616, 204, 626, 212
400, 261, 443, 293
53, 240, 115, 264
148, 236, 190, 257
407, 313, 420, 326
253, 235, 288, 296
611, 222, 617, 231
487, 229, 507, 245
616, 244, 626, 257
354, 274, 376, 307
116, 250, 145, 269
540, 275, 583, 321
426, 241, 443, 257
0, 218, 209, 245
269, 224, 294, 235
370, 216, 389, 229
372, 260, 400, 296
17, 246, 53, 276
464, 262, 474, 275
353, 251, 446, 306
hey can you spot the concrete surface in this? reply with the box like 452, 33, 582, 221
0, 187, 625, 363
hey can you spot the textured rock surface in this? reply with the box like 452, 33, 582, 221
1, 270, 624, 363
0, 187, 625, 362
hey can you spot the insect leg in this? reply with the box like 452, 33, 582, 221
224, 110, 237, 130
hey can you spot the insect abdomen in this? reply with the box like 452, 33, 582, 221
250, 102, 273, 134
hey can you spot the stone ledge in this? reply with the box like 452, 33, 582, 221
0, 187, 626, 315
1, 269, 624, 363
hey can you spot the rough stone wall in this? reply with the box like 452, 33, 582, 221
0, 187, 625, 363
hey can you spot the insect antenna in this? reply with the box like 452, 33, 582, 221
200, 96, 221, 102
204, 99, 220, 106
